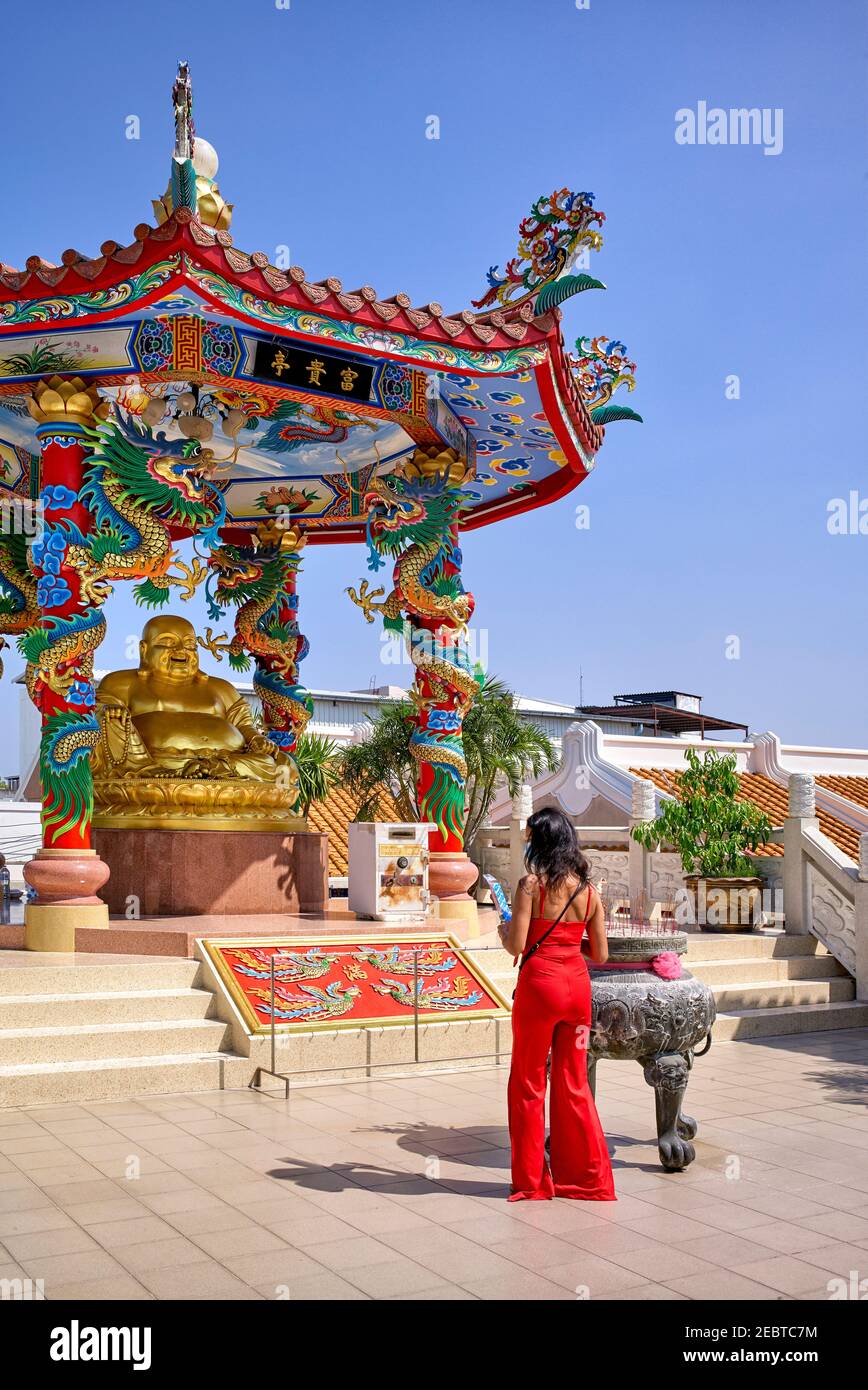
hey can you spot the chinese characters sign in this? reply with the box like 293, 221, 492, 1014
252, 339, 375, 403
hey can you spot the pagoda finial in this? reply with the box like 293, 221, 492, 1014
172, 60, 195, 163
152, 61, 233, 232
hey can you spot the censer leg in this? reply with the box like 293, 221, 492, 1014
586, 1052, 598, 1100
642, 1052, 695, 1171
676, 1048, 698, 1140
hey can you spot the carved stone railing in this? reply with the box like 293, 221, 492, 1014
475, 796, 686, 909
783, 772, 868, 997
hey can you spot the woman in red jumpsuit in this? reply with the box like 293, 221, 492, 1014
502, 808, 616, 1202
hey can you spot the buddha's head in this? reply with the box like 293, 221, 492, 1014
138, 615, 202, 685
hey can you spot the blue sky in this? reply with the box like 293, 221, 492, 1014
0, 0, 865, 766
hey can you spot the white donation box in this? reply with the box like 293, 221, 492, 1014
348, 822, 435, 923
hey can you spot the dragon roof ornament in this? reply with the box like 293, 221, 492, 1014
571, 336, 643, 425
472, 189, 606, 314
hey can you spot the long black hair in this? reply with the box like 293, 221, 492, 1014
525, 807, 589, 891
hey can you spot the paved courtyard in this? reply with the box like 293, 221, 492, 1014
0, 1028, 866, 1301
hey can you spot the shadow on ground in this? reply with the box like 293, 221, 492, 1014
264, 1119, 667, 1196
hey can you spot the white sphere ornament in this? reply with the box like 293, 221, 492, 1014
192, 138, 219, 181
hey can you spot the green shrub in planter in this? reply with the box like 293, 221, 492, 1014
631, 750, 772, 931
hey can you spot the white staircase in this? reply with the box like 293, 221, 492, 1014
685, 932, 868, 1040
0, 957, 248, 1107
475, 934, 868, 1044
1, 931, 864, 1108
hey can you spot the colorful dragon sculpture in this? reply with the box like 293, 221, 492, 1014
0, 403, 227, 846
201, 517, 313, 764
0, 526, 98, 844
0, 529, 39, 681
22, 416, 224, 681
472, 189, 606, 312
347, 449, 484, 848
71, 410, 225, 606
256, 399, 376, 456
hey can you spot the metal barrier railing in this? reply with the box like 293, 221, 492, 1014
249, 943, 511, 1100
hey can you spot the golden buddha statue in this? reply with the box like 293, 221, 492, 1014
91, 615, 302, 832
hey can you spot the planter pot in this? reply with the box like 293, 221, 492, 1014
685, 875, 764, 933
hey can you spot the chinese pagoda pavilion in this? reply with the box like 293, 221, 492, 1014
0, 64, 641, 949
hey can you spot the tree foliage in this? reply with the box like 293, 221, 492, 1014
630, 748, 772, 877
336, 676, 558, 839
293, 732, 340, 819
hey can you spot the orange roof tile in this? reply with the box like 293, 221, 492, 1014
817, 775, 868, 812
0, 210, 568, 358
630, 768, 860, 862
307, 784, 402, 877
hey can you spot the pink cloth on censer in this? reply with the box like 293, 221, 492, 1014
593, 952, 683, 980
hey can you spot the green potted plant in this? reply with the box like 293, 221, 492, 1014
631, 749, 772, 932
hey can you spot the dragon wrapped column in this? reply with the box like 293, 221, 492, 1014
19, 378, 112, 949
203, 518, 313, 803
254, 530, 313, 759
348, 448, 483, 921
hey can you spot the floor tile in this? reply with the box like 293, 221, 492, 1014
731, 1254, 841, 1295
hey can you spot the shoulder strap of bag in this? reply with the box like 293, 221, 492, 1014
517, 881, 585, 975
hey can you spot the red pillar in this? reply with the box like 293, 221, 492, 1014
23, 378, 110, 951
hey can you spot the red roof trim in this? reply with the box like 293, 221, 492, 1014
0, 214, 555, 358
0, 212, 606, 537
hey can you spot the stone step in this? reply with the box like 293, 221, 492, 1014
683, 932, 830, 961
0, 1051, 250, 1108
475, 935, 835, 974
0, 1018, 230, 1067
690, 955, 848, 985
711, 978, 855, 1012
0, 959, 200, 996
486, 956, 846, 991
712, 1000, 868, 1041
0, 987, 215, 1029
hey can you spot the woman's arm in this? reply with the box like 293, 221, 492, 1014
499, 874, 538, 958
584, 889, 609, 964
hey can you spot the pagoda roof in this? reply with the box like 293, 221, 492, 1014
0, 208, 567, 364
0, 67, 640, 543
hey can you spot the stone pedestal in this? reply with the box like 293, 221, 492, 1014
429, 850, 479, 929
629, 776, 656, 906
783, 773, 819, 935
93, 828, 328, 918
24, 848, 111, 952
509, 784, 533, 888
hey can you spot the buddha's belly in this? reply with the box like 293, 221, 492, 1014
132, 712, 246, 755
